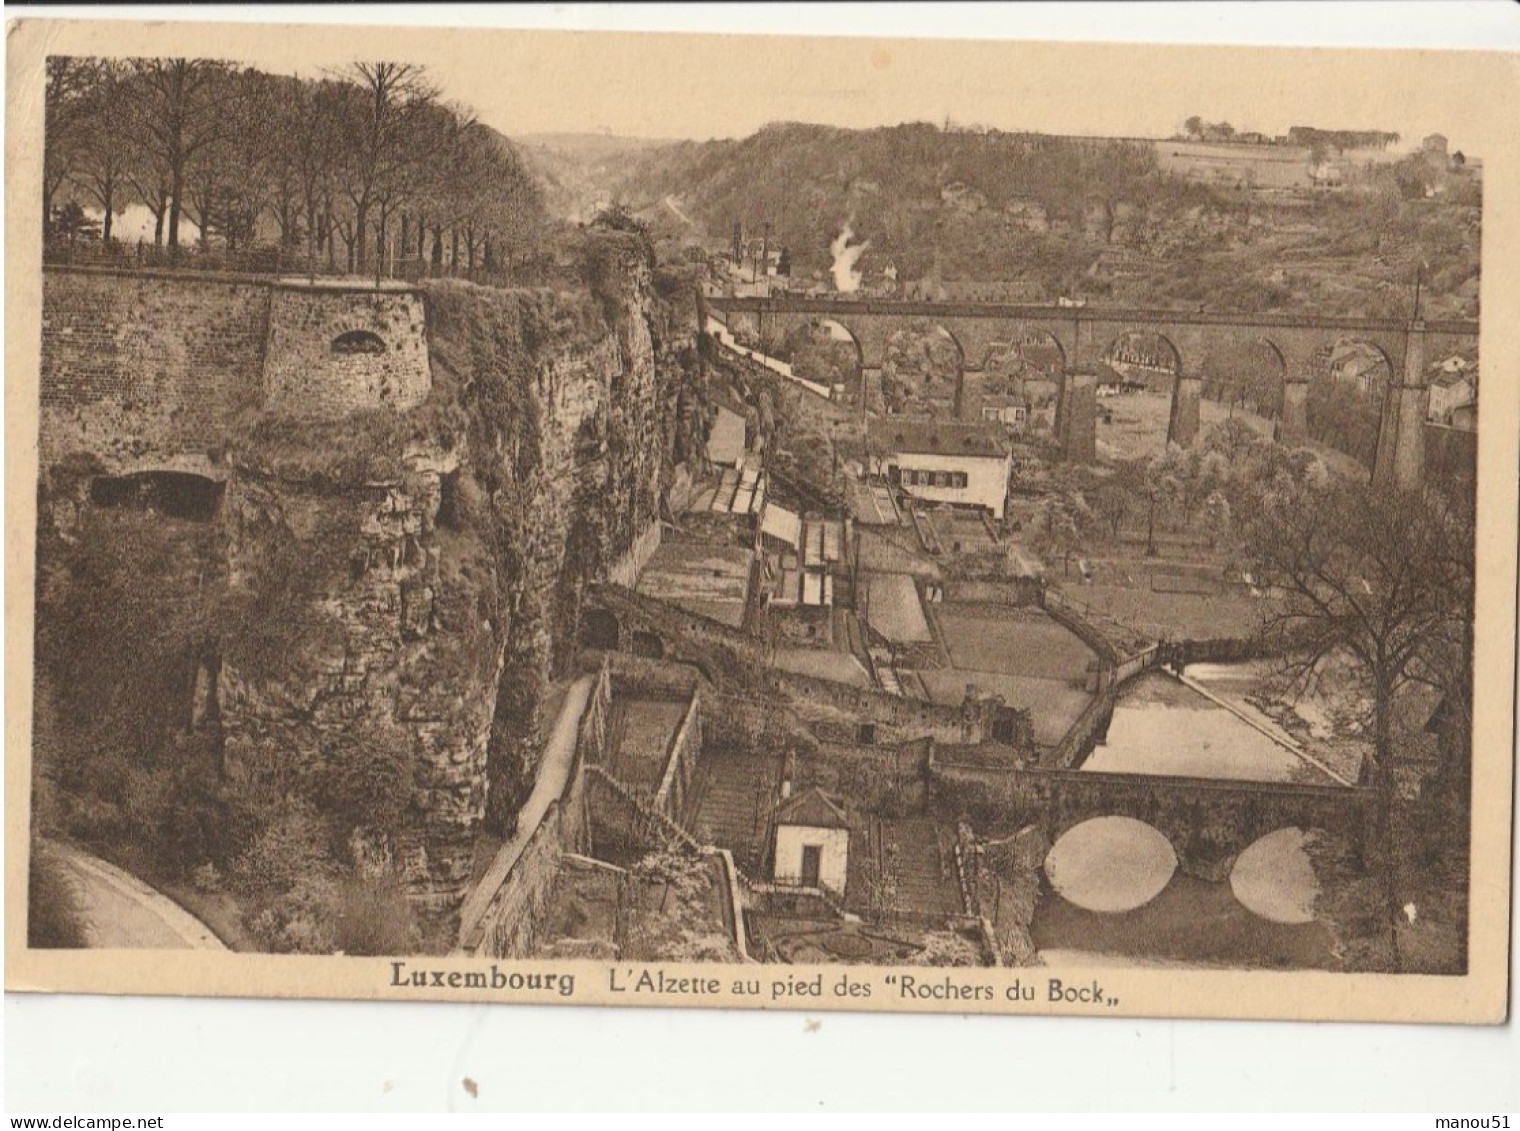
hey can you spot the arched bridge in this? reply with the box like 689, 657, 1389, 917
935, 761, 1375, 872
709, 295, 1477, 383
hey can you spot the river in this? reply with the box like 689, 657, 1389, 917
1031, 668, 1341, 969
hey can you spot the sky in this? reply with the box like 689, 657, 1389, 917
13, 4, 1517, 155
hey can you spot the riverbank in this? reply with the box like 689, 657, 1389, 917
1303, 806, 1468, 975
1186, 658, 1371, 785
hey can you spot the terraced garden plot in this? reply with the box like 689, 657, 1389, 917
1071, 584, 1267, 641
933, 605, 1095, 683
604, 698, 689, 795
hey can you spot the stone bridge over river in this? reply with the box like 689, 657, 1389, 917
711, 296, 1478, 485
933, 758, 1376, 872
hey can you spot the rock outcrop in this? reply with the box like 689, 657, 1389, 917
38, 232, 710, 939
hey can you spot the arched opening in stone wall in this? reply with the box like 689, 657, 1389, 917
331, 329, 387, 355
579, 608, 620, 652
1102, 331, 1182, 392
88, 471, 223, 523
1307, 339, 1396, 465
779, 319, 864, 403
981, 330, 1068, 417
1228, 826, 1319, 925
1044, 815, 1177, 913
1196, 336, 1287, 418
882, 323, 966, 415
630, 630, 665, 660
1324, 339, 1395, 399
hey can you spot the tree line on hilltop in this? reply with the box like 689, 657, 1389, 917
605, 119, 1478, 319
614, 121, 1198, 282
43, 57, 545, 275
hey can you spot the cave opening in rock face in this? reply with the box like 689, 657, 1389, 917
436, 470, 463, 531
580, 608, 620, 651
89, 471, 224, 523
631, 630, 665, 660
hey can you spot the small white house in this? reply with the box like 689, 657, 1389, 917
771, 788, 851, 894
1428, 370, 1476, 425
980, 398, 1029, 430
867, 419, 1012, 521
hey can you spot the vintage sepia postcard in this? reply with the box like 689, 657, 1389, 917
5, 16, 1515, 1025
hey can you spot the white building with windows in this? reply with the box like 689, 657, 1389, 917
771, 788, 851, 894
866, 419, 1012, 520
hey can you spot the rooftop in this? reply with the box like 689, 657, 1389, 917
1067, 361, 1128, 380
867, 417, 1009, 459
775, 787, 850, 830
760, 501, 802, 549
636, 535, 753, 628
706, 404, 747, 466
861, 571, 933, 644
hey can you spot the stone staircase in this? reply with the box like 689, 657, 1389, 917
684, 748, 782, 875
879, 818, 965, 919
586, 765, 704, 856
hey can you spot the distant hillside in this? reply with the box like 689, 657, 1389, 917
513, 133, 685, 222
514, 132, 683, 157
611, 121, 1181, 282
605, 120, 1480, 319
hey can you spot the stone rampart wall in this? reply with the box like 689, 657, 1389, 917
39, 268, 434, 474
263, 285, 430, 420
40, 268, 269, 473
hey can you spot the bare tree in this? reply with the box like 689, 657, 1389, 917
270, 76, 348, 273
43, 57, 102, 232
1240, 474, 1475, 968
69, 61, 133, 243
371, 96, 470, 281
128, 58, 237, 248
175, 69, 284, 251
332, 62, 440, 272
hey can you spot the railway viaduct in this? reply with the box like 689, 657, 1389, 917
710, 296, 1478, 488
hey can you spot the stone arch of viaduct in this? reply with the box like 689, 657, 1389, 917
715, 296, 1476, 385
714, 297, 1477, 481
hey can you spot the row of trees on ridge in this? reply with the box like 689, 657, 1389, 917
44, 57, 544, 275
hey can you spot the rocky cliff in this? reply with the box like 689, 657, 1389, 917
223, 232, 708, 928
35, 232, 710, 942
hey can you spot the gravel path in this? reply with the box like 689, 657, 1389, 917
51, 842, 228, 950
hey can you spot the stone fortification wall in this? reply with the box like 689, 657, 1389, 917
456, 662, 609, 957
39, 268, 437, 474
793, 738, 932, 816
262, 285, 430, 420
606, 519, 664, 588
39, 268, 270, 474
36, 237, 710, 936
604, 651, 706, 700
463, 785, 590, 959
